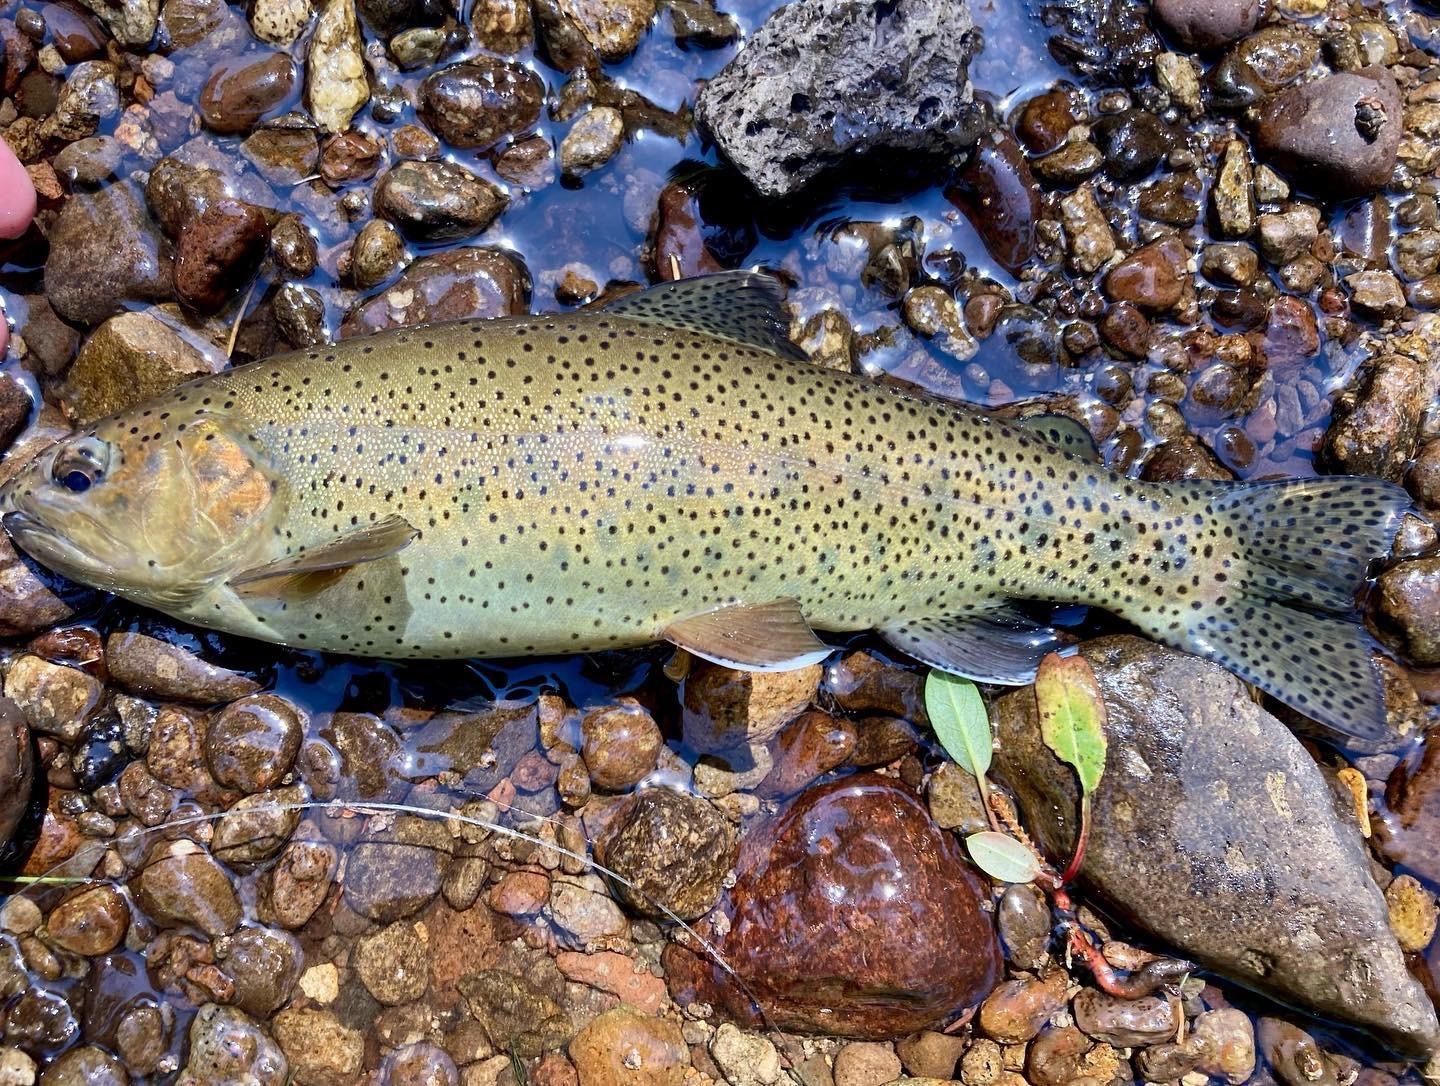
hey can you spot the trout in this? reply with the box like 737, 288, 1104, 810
0, 273, 1410, 740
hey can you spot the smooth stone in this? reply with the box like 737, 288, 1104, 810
419, 59, 545, 151
994, 635, 1440, 1058
1152, 0, 1258, 49
340, 246, 530, 337
1253, 68, 1403, 200
664, 773, 1000, 1038
44, 181, 173, 325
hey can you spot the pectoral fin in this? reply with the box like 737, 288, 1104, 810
664, 598, 832, 670
230, 514, 418, 597
880, 604, 1069, 684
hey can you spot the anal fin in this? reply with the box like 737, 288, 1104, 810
880, 604, 1069, 684
664, 598, 832, 671
230, 514, 418, 598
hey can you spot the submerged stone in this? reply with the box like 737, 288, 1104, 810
994, 635, 1440, 1058
664, 773, 1001, 1038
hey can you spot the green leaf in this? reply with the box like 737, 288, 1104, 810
925, 671, 992, 780
966, 831, 1041, 884
1035, 652, 1108, 796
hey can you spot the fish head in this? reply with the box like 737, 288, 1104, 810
0, 412, 283, 606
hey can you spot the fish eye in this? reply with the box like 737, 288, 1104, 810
51, 437, 110, 494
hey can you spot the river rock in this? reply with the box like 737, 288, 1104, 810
557, 0, 654, 60
60, 311, 220, 425
683, 660, 821, 752
77, 0, 158, 44
419, 59, 545, 151
1378, 559, 1440, 665
134, 842, 242, 936
569, 1009, 688, 1084
0, 699, 29, 852
664, 773, 1001, 1037
307, 0, 368, 133
1322, 318, 1440, 479
174, 199, 271, 312
44, 181, 173, 325
375, 159, 509, 241
199, 52, 297, 134
1253, 68, 1403, 199
595, 788, 736, 919
694, 0, 986, 198
993, 635, 1440, 1058
340, 246, 529, 336
178, 1004, 287, 1085
1152, 0, 1257, 49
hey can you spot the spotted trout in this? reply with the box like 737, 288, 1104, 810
0, 273, 1411, 740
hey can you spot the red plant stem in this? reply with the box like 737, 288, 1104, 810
1061, 795, 1091, 885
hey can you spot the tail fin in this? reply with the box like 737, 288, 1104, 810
1185, 476, 1413, 743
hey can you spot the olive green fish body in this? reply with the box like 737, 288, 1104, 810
0, 274, 1411, 741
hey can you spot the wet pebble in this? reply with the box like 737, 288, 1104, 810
666, 774, 999, 1036
0, 701, 31, 851
682, 660, 821, 752
354, 919, 429, 1004
341, 246, 529, 335
1191, 1008, 1256, 1083
419, 59, 545, 151
343, 814, 452, 922
61, 312, 220, 426
1060, 185, 1117, 274
896, 1030, 967, 1078
215, 924, 303, 1017
489, 869, 550, 915
174, 199, 271, 312
1378, 558, 1440, 665
43, 884, 128, 956
251, 0, 312, 42
272, 1007, 364, 1086
383, 1043, 459, 1086
948, 131, 1039, 274
758, 709, 855, 798
242, 125, 321, 185
205, 694, 303, 794
5, 653, 101, 743
1259, 295, 1320, 373
458, 969, 572, 1057
1016, 88, 1081, 154
107, 631, 261, 705
596, 788, 736, 919
1152, 0, 1257, 49
1092, 109, 1172, 182
134, 842, 242, 936
44, 181, 173, 325
580, 701, 662, 791
1254, 68, 1403, 199
978, 972, 1069, 1042
36, 1045, 128, 1084
375, 160, 509, 241
568, 1008, 687, 1085
1102, 236, 1187, 311
213, 785, 306, 864
998, 883, 1052, 969
1072, 987, 1178, 1045
1347, 270, 1407, 317
259, 838, 338, 928
345, 219, 407, 288
557, 0, 654, 60
1258, 205, 1320, 265
560, 105, 624, 175
926, 760, 989, 833
198, 52, 297, 134
177, 1004, 287, 1085
833, 1042, 902, 1086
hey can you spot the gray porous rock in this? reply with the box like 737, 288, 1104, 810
994, 635, 1440, 1058
694, 0, 986, 198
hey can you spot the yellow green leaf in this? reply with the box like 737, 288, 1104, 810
966, 830, 1041, 884
1035, 651, 1108, 796
925, 670, 991, 780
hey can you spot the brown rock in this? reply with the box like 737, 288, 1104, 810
339, 246, 529, 337
978, 972, 1069, 1042
206, 694, 304, 793
0, 698, 31, 849
664, 774, 1000, 1037
107, 631, 261, 703
1072, 988, 1178, 1046
649, 180, 724, 280
995, 635, 1440, 1058
1102, 236, 1187, 312
1015, 88, 1081, 155
682, 660, 821, 753
1378, 559, 1440, 665
1099, 301, 1150, 358
4, 653, 101, 742
199, 52, 297, 134
1153, 0, 1258, 50
557, 0, 654, 60
489, 869, 550, 915
946, 131, 1039, 276
0, 535, 85, 638
258, 838, 338, 929
581, 701, 662, 791
758, 709, 856, 798
1254, 68, 1403, 199
174, 199, 271, 312
568, 1009, 687, 1085
272, 1007, 363, 1086
419, 59, 544, 150
595, 788, 736, 920
134, 844, 242, 936
44, 884, 129, 955
1322, 344, 1436, 479
1259, 295, 1321, 375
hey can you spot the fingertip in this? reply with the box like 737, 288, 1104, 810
0, 139, 37, 241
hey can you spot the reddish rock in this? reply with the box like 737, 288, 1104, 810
174, 199, 271, 313
664, 774, 1000, 1038
1380, 739, 1440, 887
946, 131, 1039, 276
1102, 237, 1187, 312
488, 870, 550, 916
649, 180, 724, 280
198, 52, 297, 135
758, 710, 856, 798
1258, 295, 1320, 374
556, 950, 669, 1013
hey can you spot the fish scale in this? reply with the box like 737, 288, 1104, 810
0, 273, 1413, 742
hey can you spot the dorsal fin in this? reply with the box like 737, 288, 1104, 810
1014, 414, 1101, 461
603, 272, 808, 360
